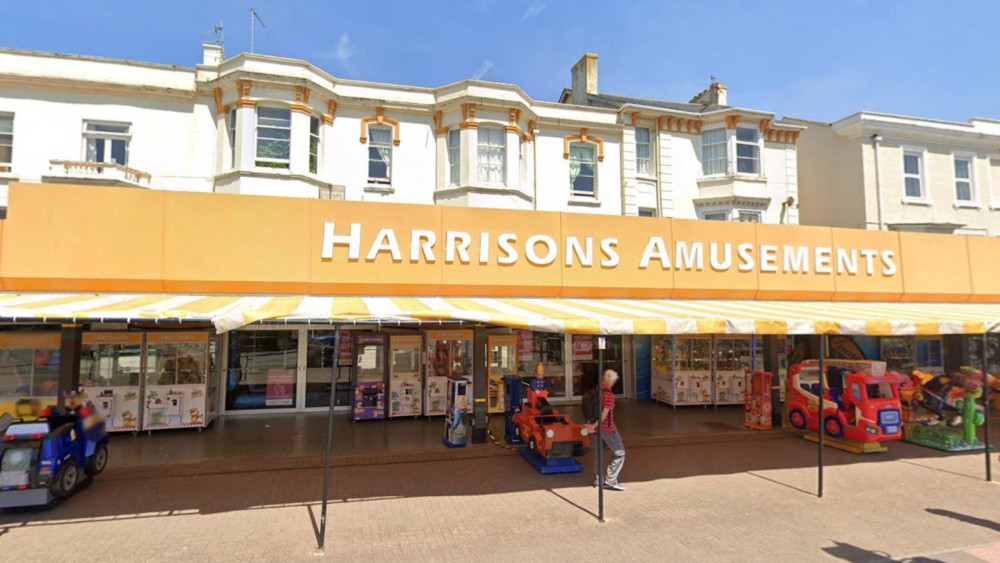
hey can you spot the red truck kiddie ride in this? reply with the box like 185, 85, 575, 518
787, 359, 903, 443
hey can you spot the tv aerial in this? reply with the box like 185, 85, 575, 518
250, 7, 266, 53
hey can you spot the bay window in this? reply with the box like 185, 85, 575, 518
954, 156, 973, 202
477, 127, 505, 184
569, 143, 596, 196
735, 127, 760, 174
448, 129, 460, 185
701, 128, 727, 175
309, 116, 320, 174
84, 121, 130, 165
635, 127, 651, 176
367, 125, 392, 184
255, 106, 291, 169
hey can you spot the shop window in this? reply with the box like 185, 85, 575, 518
735, 127, 760, 174
305, 330, 352, 408
477, 127, 505, 184
225, 330, 299, 411
227, 108, 237, 169
0, 113, 12, 172
255, 106, 291, 169
367, 125, 392, 184
84, 120, 130, 165
447, 129, 460, 186
571, 334, 624, 396
516, 330, 566, 398
903, 151, 923, 199
569, 142, 596, 196
701, 128, 727, 175
953, 156, 973, 202
0, 333, 60, 406
635, 126, 651, 176
309, 115, 321, 174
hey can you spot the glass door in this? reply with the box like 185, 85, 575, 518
224, 329, 299, 412
570, 334, 624, 398
304, 329, 352, 410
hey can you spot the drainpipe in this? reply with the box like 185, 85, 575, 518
871, 134, 884, 230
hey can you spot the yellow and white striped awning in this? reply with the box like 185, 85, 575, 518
0, 293, 997, 336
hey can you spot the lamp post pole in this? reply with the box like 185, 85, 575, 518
318, 324, 342, 549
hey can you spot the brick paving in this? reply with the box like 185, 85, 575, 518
3, 432, 1000, 562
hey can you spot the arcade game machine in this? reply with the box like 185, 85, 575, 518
425, 330, 473, 417
443, 375, 471, 447
388, 335, 423, 418
142, 332, 215, 431
79, 332, 143, 432
487, 335, 517, 414
352, 333, 387, 421
713, 336, 761, 405
0, 333, 61, 420
650, 336, 674, 404
654, 336, 712, 406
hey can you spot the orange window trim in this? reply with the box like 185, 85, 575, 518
563, 128, 604, 162
359, 107, 401, 146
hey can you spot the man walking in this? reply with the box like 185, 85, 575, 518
587, 369, 625, 491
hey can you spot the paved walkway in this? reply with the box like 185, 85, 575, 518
2, 430, 1000, 561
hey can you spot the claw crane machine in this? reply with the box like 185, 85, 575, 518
352, 333, 387, 421
79, 332, 143, 432
388, 335, 423, 418
142, 332, 216, 431
0, 333, 61, 420
713, 336, 762, 405
487, 335, 517, 414
425, 330, 473, 416
652, 335, 712, 406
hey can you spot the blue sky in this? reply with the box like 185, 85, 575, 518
4, 1, 998, 122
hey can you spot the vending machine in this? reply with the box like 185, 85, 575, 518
352, 333, 387, 421
487, 335, 517, 414
389, 335, 423, 418
425, 330, 473, 416
443, 375, 471, 447
142, 332, 215, 431
79, 332, 143, 432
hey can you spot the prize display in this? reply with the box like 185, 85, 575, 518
388, 335, 422, 418
425, 330, 472, 416
651, 336, 712, 406
0, 333, 61, 420
744, 370, 773, 430
352, 333, 387, 421
143, 332, 215, 431
80, 332, 142, 432
714, 337, 759, 405
487, 335, 517, 414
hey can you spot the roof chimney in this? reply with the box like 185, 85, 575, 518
202, 43, 224, 66
570, 53, 598, 105
690, 81, 728, 107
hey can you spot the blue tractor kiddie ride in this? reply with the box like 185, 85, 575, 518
0, 393, 110, 509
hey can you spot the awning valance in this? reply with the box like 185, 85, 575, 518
0, 293, 997, 336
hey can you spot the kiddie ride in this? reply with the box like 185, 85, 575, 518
504, 373, 590, 474
787, 359, 903, 454
0, 392, 110, 509
899, 367, 996, 452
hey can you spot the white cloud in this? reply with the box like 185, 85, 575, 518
332, 33, 355, 61
473, 60, 494, 80
519, 0, 546, 23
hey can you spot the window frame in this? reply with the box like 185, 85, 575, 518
447, 129, 461, 186
637, 207, 656, 218
83, 120, 132, 166
736, 210, 763, 223
309, 115, 321, 175
734, 126, 761, 175
476, 126, 506, 185
367, 124, 393, 185
569, 141, 598, 197
951, 152, 977, 206
700, 127, 728, 176
901, 147, 928, 203
0, 113, 13, 172
701, 210, 730, 221
227, 108, 237, 170
254, 106, 292, 169
987, 153, 1000, 210
635, 126, 652, 177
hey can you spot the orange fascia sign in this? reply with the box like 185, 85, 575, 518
0, 182, 994, 302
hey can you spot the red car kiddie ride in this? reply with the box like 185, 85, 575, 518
787, 359, 903, 443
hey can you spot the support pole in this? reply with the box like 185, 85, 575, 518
471, 327, 488, 444
319, 324, 341, 550
817, 335, 826, 499
982, 334, 992, 483
58, 324, 83, 408
597, 338, 605, 522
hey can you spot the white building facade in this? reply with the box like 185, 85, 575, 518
0, 46, 801, 225
790, 112, 1000, 236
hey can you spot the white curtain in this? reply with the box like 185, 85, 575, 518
477, 128, 505, 183
701, 128, 727, 175
369, 127, 392, 180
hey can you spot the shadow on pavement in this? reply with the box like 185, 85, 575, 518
926, 508, 1000, 533
822, 540, 894, 562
